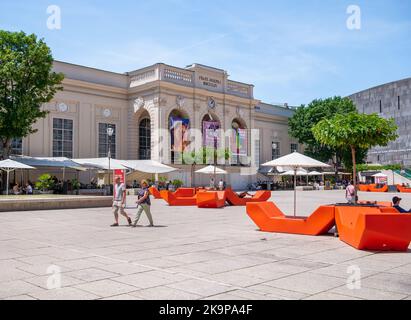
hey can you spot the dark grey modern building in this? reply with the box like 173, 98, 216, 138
349, 77, 411, 167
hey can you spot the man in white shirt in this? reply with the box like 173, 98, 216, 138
345, 181, 356, 204
111, 177, 132, 227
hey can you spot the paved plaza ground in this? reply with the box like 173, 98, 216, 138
1, 190, 411, 300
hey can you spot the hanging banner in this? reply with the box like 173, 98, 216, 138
170, 117, 190, 153
231, 129, 248, 156
238, 129, 248, 156
203, 121, 220, 148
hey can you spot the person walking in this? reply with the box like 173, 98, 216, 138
111, 177, 132, 227
345, 180, 356, 204
132, 180, 154, 227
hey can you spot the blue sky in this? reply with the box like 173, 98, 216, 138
1, 0, 410, 105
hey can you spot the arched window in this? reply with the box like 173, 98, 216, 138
139, 118, 151, 160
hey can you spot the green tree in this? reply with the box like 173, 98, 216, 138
0, 30, 64, 159
313, 112, 398, 202
288, 97, 367, 172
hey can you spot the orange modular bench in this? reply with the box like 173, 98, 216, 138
358, 200, 392, 207
225, 189, 271, 206
160, 190, 197, 206
174, 188, 196, 198
149, 186, 162, 199
196, 191, 226, 208
397, 185, 411, 193
246, 202, 335, 236
335, 206, 411, 251
358, 184, 372, 192
369, 184, 388, 193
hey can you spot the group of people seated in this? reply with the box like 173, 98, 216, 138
11, 182, 33, 195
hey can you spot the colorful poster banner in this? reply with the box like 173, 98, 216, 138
203, 121, 220, 148
170, 117, 190, 153
231, 129, 248, 156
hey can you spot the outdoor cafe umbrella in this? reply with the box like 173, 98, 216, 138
0, 159, 35, 195
262, 151, 331, 216
196, 165, 227, 188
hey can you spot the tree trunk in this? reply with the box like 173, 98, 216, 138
351, 146, 358, 204
191, 164, 196, 187
1, 138, 12, 160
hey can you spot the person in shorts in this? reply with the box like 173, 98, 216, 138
111, 177, 132, 227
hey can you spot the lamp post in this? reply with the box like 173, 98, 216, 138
107, 126, 114, 195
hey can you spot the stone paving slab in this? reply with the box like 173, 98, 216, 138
1, 190, 410, 300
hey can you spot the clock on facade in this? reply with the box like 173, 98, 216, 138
208, 97, 216, 110
103, 108, 112, 118
58, 102, 68, 113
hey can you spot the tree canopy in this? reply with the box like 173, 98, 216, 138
313, 112, 398, 201
288, 96, 367, 171
0, 30, 64, 158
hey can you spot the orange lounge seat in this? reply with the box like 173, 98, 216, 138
335, 206, 411, 251
174, 188, 196, 197
358, 200, 392, 207
369, 185, 388, 193
246, 202, 335, 236
397, 185, 411, 193
358, 184, 371, 192
160, 190, 197, 206
149, 186, 162, 199
225, 188, 271, 206
196, 191, 226, 208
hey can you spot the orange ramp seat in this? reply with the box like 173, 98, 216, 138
160, 190, 197, 206
149, 186, 162, 199
246, 202, 335, 236
397, 185, 411, 193
369, 185, 388, 193
358, 200, 392, 207
174, 188, 196, 197
196, 191, 226, 208
335, 206, 411, 251
358, 184, 371, 192
225, 188, 271, 206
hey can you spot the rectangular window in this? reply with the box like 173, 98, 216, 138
291, 143, 298, 153
0, 138, 23, 156
379, 100, 382, 113
272, 142, 280, 160
398, 96, 401, 110
99, 123, 116, 158
53, 118, 73, 158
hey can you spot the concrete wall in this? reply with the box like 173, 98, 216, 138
349, 77, 411, 166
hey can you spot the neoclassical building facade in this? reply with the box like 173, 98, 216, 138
17, 61, 299, 189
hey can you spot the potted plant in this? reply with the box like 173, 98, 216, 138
172, 179, 184, 190
71, 178, 81, 195
35, 174, 55, 194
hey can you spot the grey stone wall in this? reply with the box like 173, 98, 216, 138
349, 77, 411, 167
